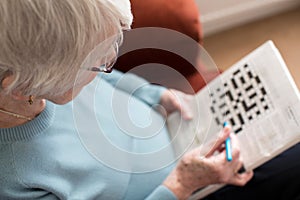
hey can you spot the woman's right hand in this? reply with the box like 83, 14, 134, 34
163, 126, 253, 200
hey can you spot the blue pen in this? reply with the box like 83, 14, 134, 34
223, 122, 232, 162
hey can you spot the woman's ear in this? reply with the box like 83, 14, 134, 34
1, 75, 28, 101
1, 75, 14, 89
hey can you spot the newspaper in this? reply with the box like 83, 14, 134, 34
167, 41, 300, 199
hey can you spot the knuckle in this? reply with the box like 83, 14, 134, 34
236, 179, 248, 186
181, 155, 192, 167
232, 148, 240, 159
240, 180, 248, 186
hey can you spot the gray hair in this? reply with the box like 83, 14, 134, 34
0, 0, 132, 97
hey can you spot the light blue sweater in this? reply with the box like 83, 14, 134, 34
0, 71, 177, 200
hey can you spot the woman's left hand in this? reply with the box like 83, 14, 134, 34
158, 89, 193, 120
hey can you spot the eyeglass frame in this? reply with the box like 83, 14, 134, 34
83, 35, 121, 74
87, 42, 119, 73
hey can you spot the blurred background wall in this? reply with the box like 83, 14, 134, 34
196, 0, 300, 36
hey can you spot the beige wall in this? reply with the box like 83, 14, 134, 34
195, 0, 300, 36
203, 7, 300, 87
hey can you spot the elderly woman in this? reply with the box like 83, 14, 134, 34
0, 1, 299, 200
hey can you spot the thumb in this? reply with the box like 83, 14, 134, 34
231, 170, 254, 186
171, 90, 193, 120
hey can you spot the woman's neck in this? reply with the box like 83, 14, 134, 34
0, 96, 46, 128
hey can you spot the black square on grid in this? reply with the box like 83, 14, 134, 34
209, 62, 272, 135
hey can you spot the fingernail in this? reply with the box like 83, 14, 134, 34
223, 122, 231, 132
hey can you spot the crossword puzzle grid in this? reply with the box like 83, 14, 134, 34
209, 63, 273, 134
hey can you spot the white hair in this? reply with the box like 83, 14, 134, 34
0, 0, 133, 97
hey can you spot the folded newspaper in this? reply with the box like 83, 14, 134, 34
167, 41, 300, 199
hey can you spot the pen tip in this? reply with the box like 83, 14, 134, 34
223, 122, 228, 127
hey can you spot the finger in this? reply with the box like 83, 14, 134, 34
230, 133, 243, 164
179, 101, 193, 120
231, 144, 241, 161
230, 133, 240, 152
206, 126, 231, 157
182, 95, 194, 119
155, 104, 168, 118
233, 160, 244, 174
171, 90, 193, 120
231, 170, 254, 186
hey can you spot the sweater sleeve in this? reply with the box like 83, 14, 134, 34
145, 185, 177, 200
101, 70, 166, 106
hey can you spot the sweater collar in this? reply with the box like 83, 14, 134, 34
0, 101, 56, 143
